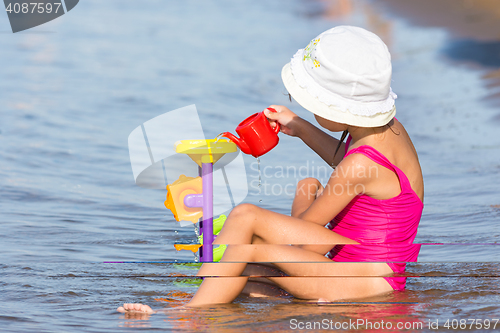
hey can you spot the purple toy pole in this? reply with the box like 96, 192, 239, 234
198, 165, 203, 261
201, 162, 213, 262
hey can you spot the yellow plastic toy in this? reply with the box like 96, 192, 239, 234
164, 175, 203, 223
174, 244, 202, 253
174, 139, 236, 166
166, 139, 237, 262
175, 215, 228, 262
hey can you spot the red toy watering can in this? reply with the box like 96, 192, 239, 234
222, 109, 280, 158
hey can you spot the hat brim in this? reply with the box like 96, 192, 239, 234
281, 62, 396, 128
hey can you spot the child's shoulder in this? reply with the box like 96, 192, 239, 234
335, 151, 381, 182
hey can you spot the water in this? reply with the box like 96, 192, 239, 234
257, 157, 263, 203
1, 0, 499, 331
214, 133, 224, 143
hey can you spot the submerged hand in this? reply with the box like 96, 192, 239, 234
264, 105, 300, 137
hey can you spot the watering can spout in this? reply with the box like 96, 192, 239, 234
222, 132, 251, 155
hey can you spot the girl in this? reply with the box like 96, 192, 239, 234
118, 25, 423, 313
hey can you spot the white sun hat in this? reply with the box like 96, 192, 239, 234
282, 25, 397, 127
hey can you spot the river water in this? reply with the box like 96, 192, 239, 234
1, 0, 499, 332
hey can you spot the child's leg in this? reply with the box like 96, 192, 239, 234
213, 203, 355, 246
118, 201, 388, 311
291, 178, 323, 218
187, 204, 389, 306
190, 243, 393, 306
290, 177, 332, 255
258, 246, 394, 300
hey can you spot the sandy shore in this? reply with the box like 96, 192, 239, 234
371, 0, 500, 108
375, 0, 500, 41
316, 0, 500, 107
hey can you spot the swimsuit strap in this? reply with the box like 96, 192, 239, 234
344, 144, 412, 191
344, 135, 352, 155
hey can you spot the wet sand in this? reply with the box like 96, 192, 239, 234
373, 0, 500, 110
375, 0, 500, 41
319, 0, 500, 108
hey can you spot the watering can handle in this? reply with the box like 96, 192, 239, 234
266, 108, 281, 134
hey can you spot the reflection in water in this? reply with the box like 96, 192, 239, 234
119, 312, 152, 328
157, 298, 425, 331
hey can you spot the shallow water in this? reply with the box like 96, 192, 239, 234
1, 0, 499, 331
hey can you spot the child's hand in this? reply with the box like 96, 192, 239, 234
264, 105, 301, 137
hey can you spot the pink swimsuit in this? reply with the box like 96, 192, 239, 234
327, 136, 423, 291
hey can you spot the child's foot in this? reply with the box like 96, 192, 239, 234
117, 303, 154, 314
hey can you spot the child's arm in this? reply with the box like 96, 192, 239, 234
296, 153, 371, 226
294, 117, 346, 167
265, 106, 345, 167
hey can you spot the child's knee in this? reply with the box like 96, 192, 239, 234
296, 178, 321, 195
228, 203, 258, 222
297, 177, 320, 189
298, 177, 319, 185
